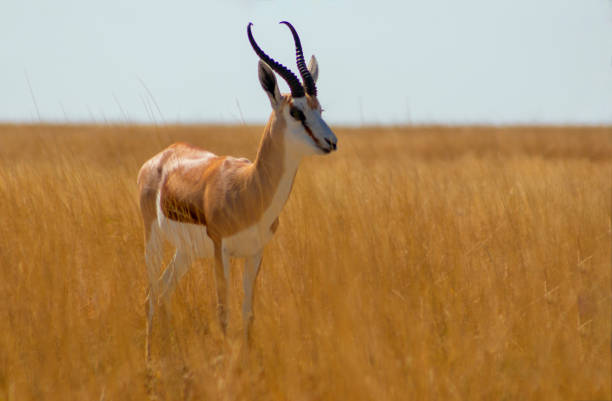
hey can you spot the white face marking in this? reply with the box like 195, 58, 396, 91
285, 97, 337, 156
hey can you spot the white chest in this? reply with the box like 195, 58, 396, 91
223, 166, 295, 256
223, 220, 275, 256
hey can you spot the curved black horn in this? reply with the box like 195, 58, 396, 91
247, 23, 305, 98
280, 21, 317, 97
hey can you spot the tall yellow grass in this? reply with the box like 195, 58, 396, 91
0, 124, 610, 400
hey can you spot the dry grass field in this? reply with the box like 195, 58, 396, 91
0, 123, 610, 400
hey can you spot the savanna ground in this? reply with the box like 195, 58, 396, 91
0, 124, 610, 400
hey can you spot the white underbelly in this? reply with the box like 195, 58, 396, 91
158, 213, 215, 258
223, 222, 275, 257
157, 218, 274, 258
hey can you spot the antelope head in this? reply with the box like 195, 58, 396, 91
248, 21, 338, 156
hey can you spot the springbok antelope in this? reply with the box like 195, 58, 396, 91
138, 21, 337, 358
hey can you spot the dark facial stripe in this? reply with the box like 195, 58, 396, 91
289, 100, 325, 151
301, 122, 320, 146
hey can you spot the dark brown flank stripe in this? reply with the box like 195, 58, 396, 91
161, 194, 207, 226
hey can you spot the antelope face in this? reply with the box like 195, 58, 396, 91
285, 96, 337, 155
248, 21, 338, 156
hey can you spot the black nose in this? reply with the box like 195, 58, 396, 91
325, 138, 337, 151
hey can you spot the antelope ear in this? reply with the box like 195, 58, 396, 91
308, 55, 319, 84
258, 60, 282, 109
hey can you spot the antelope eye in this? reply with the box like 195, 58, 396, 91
289, 107, 305, 122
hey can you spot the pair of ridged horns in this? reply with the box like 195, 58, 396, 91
247, 21, 317, 98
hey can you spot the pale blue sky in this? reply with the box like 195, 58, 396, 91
1, 0, 611, 125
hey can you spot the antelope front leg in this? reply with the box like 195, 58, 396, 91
242, 252, 262, 343
213, 241, 231, 335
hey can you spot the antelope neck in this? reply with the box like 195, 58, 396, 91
248, 112, 301, 221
